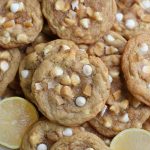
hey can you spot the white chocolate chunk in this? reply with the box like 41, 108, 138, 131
120, 113, 129, 123
62, 45, 70, 50
94, 12, 103, 22
106, 34, 115, 42
35, 83, 43, 91
63, 128, 73, 136
17, 33, 28, 43
142, 65, 150, 74
37, 144, 47, 150
116, 12, 124, 22
125, 19, 136, 29
75, 96, 86, 107
0, 61, 9, 72
0, 17, 6, 25
48, 81, 56, 89
80, 18, 91, 29
21, 70, 29, 78
108, 75, 113, 83
83, 64, 93, 76
101, 105, 108, 117
54, 66, 64, 76
139, 43, 149, 53
71, 0, 79, 10
71, 73, 80, 86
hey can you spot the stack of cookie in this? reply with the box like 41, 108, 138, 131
1, 0, 150, 150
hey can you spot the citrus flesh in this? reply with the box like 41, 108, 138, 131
0, 97, 38, 149
110, 128, 150, 150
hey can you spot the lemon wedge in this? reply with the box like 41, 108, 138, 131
0, 97, 38, 149
110, 128, 150, 150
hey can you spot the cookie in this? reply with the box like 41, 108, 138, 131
89, 54, 150, 137
19, 40, 79, 103
0, 0, 43, 48
21, 119, 84, 150
31, 48, 110, 126
113, 1, 150, 39
42, 0, 117, 44
0, 48, 21, 96
50, 132, 110, 150
122, 34, 150, 106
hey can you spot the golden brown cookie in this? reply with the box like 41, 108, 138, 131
0, 0, 43, 48
50, 132, 111, 150
89, 54, 150, 137
21, 119, 84, 150
19, 40, 80, 103
122, 34, 150, 106
31, 49, 110, 126
42, 0, 117, 44
0, 48, 21, 96
113, 1, 150, 39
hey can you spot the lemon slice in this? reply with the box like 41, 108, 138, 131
110, 128, 150, 150
0, 97, 38, 149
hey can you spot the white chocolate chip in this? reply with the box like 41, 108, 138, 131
106, 34, 115, 42
108, 75, 113, 83
142, 65, 150, 74
0, 61, 9, 72
75, 96, 86, 107
10, 2, 24, 13
140, 0, 150, 10
54, 66, 64, 76
120, 113, 129, 123
35, 83, 43, 91
0, 17, 6, 25
63, 128, 73, 136
62, 45, 70, 50
37, 144, 47, 150
80, 18, 91, 29
116, 12, 124, 22
83, 64, 93, 76
10, 3, 20, 13
125, 19, 137, 29
139, 43, 149, 53
101, 105, 108, 117
71, 0, 79, 10
48, 81, 56, 89
21, 70, 29, 78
